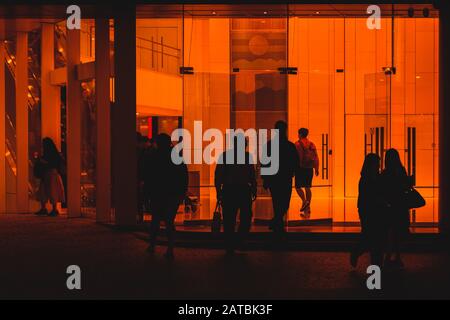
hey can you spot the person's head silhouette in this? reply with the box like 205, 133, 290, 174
156, 133, 172, 152
42, 137, 59, 157
275, 120, 288, 140
361, 153, 380, 179
298, 128, 309, 139
385, 148, 403, 174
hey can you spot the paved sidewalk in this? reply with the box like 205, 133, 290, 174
0, 214, 449, 299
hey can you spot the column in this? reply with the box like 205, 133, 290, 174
95, 18, 111, 222
0, 45, 5, 213
113, 5, 137, 226
41, 23, 61, 149
439, 1, 450, 235
15, 32, 28, 213
66, 29, 82, 218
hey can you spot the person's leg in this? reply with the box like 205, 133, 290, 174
384, 228, 394, 264
237, 189, 253, 248
296, 188, 306, 203
223, 193, 238, 254
36, 179, 49, 215
370, 232, 384, 267
274, 183, 292, 234
351, 214, 368, 267
269, 187, 284, 232
164, 201, 179, 259
48, 201, 58, 216
148, 204, 162, 252
305, 187, 312, 203
392, 230, 402, 263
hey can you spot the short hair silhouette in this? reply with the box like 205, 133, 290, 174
298, 128, 309, 138
275, 120, 288, 138
156, 133, 172, 151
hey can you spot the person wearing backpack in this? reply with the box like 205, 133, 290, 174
295, 128, 319, 218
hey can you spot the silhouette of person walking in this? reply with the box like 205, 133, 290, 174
145, 133, 188, 259
34, 137, 66, 217
350, 153, 388, 267
262, 120, 299, 234
380, 148, 412, 268
215, 134, 257, 255
294, 128, 319, 218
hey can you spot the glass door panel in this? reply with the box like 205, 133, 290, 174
182, 9, 290, 224
287, 17, 337, 223
182, 14, 232, 223
403, 115, 437, 224
230, 15, 289, 223
344, 18, 392, 223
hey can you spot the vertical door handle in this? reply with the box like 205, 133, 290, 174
412, 127, 416, 185
380, 127, 385, 170
321, 134, 325, 179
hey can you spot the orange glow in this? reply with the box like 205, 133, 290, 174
136, 15, 439, 225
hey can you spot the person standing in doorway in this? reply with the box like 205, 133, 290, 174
262, 120, 299, 234
295, 128, 319, 219
215, 134, 257, 256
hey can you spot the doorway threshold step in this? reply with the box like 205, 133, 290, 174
254, 218, 333, 227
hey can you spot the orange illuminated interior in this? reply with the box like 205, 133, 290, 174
134, 9, 439, 226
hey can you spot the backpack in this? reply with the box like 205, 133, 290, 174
299, 140, 317, 168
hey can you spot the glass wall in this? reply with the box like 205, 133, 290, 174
136, 4, 439, 227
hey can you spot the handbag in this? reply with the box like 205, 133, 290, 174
211, 200, 222, 233
403, 187, 426, 209
33, 159, 47, 179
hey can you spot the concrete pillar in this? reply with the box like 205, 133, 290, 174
95, 18, 111, 222
15, 32, 28, 213
0, 45, 5, 214
439, 2, 450, 235
113, 5, 137, 226
66, 29, 82, 218
41, 23, 61, 149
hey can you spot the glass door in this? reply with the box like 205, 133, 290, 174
181, 13, 232, 222
181, 6, 290, 225
363, 71, 391, 166
229, 16, 289, 223
401, 115, 437, 224
344, 17, 393, 222
287, 16, 337, 223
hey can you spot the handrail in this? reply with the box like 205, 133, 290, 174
3, 43, 39, 111
137, 45, 180, 60
136, 36, 181, 53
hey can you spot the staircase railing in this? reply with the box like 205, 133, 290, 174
3, 38, 41, 198
3, 42, 40, 111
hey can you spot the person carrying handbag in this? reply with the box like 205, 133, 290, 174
214, 134, 257, 256
380, 148, 424, 268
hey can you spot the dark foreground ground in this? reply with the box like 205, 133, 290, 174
0, 214, 449, 300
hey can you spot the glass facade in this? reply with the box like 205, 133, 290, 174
132, 4, 439, 226
2, 4, 438, 227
